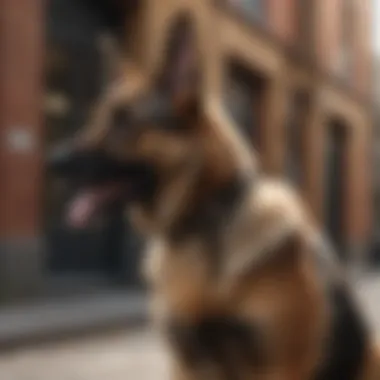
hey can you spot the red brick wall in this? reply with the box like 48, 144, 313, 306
353, 0, 373, 240
314, 0, 372, 245
353, 0, 372, 97
0, 0, 45, 237
316, 0, 343, 74
267, 0, 296, 45
267, 0, 372, 99
316, 0, 372, 97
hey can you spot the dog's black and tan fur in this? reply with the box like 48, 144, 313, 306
49, 23, 380, 380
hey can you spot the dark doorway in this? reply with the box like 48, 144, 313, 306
44, 0, 143, 291
324, 121, 348, 260
223, 61, 265, 152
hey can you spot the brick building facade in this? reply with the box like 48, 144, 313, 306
0, 0, 373, 300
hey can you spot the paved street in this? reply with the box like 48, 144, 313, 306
1, 274, 380, 380
0, 328, 170, 380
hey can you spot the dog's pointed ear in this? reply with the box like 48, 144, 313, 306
156, 17, 200, 116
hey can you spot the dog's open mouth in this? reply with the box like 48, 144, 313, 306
66, 182, 127, 229
48, 142, 157, 229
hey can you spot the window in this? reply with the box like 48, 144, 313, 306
225, 0, 266, 24
223, 62, 264, 149
285, 93, 309, 186
324, 122, 348, 259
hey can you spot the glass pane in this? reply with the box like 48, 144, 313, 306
226, 0, 265, 21
324, 123, 347, 259
223, 63, 263, 149
285, 93, 309, 186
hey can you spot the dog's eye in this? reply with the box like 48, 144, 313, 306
112, 107, 130, 130
131, 94, 180, 130
133, 95, 170, 121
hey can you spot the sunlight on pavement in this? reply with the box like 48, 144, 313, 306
0, 328, 170, 380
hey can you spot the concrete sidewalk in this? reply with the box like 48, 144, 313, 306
1, 274, 380, 380
0, 271, 379, 352
0, 291, 148, 350
0, 328, 169, 380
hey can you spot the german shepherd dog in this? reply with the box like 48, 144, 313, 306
49, 26, 379, 380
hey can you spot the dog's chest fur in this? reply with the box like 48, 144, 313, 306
142, 178, 311, 325
143, 238, 267, 379
141, 179, 342, 380
143, 237, 218, 319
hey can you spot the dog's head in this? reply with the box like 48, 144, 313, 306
48, 20, 256, 233
49, 90, 191, 229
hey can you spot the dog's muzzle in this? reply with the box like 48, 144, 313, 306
47, 140, 157, 228
48, 140, 149, 185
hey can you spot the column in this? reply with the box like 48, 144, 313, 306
0, 0, 45, 300
302, 89, 325, 225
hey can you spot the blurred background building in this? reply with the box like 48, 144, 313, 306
371, 52, 380, 266
0, 0, 373, 307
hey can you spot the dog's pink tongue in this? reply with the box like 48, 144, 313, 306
66, 184, 124, 229
67, 191, 98, 229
